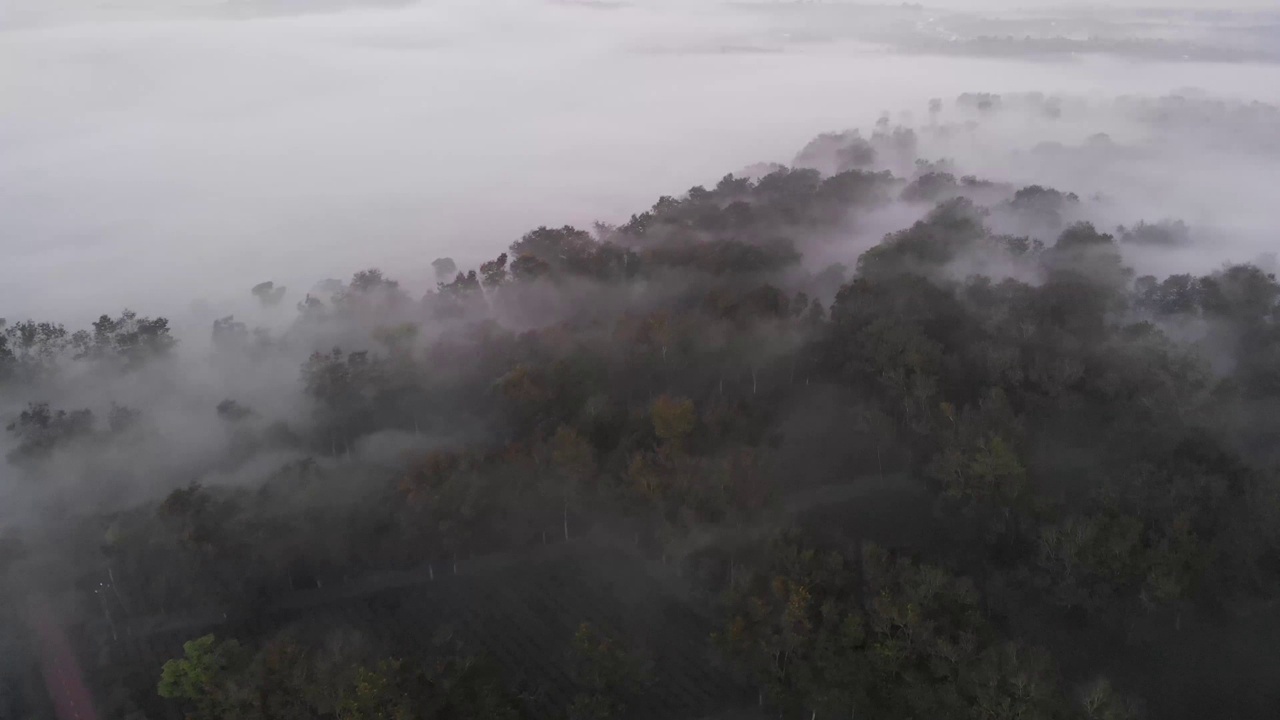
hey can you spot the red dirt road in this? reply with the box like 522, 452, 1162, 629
25, 598, 99, 720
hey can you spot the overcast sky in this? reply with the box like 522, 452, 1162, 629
2, 0, 1279, 322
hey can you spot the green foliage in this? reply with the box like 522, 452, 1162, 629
722, 537, 1082, 720
336, 653, 521, 720
719, 536, 867, 717
158, 635, 249, 720
338, 661, 414, 720
160, 634, 521, 720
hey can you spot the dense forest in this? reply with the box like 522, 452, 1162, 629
2, 94, 1280, 720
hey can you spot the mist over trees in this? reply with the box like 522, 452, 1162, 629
3, 91, 1280, 720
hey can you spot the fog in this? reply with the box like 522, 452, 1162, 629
8, 4, 1280, 720
4, 0, 1279, 323
4, 2, 1280, 530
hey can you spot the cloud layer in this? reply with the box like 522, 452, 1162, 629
4, 0, 1279, 323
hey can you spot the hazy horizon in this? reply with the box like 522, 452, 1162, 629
4, 0, 1280, 323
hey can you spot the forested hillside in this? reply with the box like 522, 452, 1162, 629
3, 98, 1280, 720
